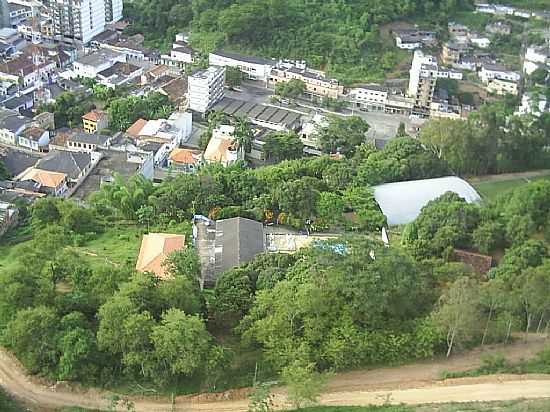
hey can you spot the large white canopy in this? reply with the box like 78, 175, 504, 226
373, 176, 481, 226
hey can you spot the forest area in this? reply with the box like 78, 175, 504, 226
123, 0, 475, 82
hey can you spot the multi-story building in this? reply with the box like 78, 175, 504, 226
479, 64, 521, 84
104, 0, 122, 23
408, 50, 438, 115
486, 78, 519, 95
82, 109, 108, 133
188, 66, 225, 113
209, 50, 274, 82
516, 93, 548, 117
347, 84, 388, 111
50, 0, 105, 44
441, 42, 467, 65
269, 61, 344, 99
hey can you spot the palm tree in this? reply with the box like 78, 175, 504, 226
233, 116, 253, 158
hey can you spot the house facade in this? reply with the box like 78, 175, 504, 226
17, 127, 50, 151
82, 110, 109, 133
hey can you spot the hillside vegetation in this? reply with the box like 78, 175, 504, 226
124, 0, 474, 82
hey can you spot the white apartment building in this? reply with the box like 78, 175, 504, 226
50, 0, 105, 44
348, 84, 388, 111
479, 64, 521, 84
209, 50, 274, 82
72, 48, 126, 77
104, 0, 122, 23
408, 50, 438, 112
523, 45, 549, 75
188, 66, 225, 113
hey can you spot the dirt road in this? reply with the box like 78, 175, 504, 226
1, 337, 549, 412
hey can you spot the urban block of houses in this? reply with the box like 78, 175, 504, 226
0, 47, 56, 88
126, 112, 192, 166
168, 148, 203, 173
82, 109, 109, 133
209, 49, 274, 82
17, 127, 49, 151
66, 132, 113, 152
203, 124, 241, 166
269, 60, 344, 99
393, 29, 437, 50
135, 233, 186, 280
72, 48, 127, 78
188, 66, 225, 113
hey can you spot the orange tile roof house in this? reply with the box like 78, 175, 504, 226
168, 148, 203, 172
135, 233, 186, 280
18, 167, 68, 197
82, 109, 109, 134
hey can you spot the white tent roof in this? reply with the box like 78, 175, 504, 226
373, 176, 481, 226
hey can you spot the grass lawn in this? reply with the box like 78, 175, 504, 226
75, 224, 144, 269
472, 176, 550, 202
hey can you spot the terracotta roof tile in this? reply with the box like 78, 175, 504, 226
169, 148, 202, 165
135, 233, 186, 280
126, 118, 147, 138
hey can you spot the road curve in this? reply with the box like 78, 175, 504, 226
1, 340, 550, 411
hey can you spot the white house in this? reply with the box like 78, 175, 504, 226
395, 35, 422, 50
470, 35, 491, 49
72, 49, 126, 78
523, 46, 549, 75
517, 93, 548, 116
0, 109, 29, 146
209, 50, 274, 82
188, 66, 225, 113
17, 127, 49, 151
479, 64, 521, 84
204, 125, 241, 166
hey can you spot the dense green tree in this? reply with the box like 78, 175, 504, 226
225, 66, 243, 88
274, 79, 306, 101
433, 276, 482, 357
316, 116, 369, 156
403, 192, 481, 259
212, 268, 254, 328
150, 309, 213, 383
2, 306, 60, 374
263, 131, 304, 162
